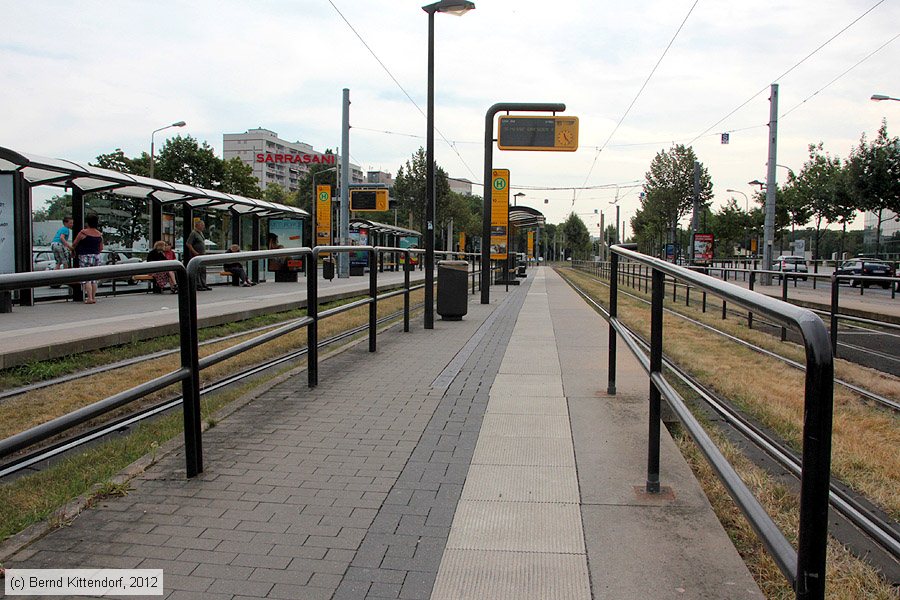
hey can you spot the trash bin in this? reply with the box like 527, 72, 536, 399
437, 260, 469, 321
322, 258, 335, 280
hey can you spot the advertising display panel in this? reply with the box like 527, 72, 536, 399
490, 169, 510, 260
527, 231, 534, 258
270, 219, 304, 270
693, 233, 714, 263
0, 175, 15, 275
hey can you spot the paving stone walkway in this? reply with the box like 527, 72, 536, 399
3, 279, 530, 600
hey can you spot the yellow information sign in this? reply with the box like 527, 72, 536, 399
490, 169, 510, 260
458, 231, 466, 259
527, 230, 534, 258
316, 185, 332, 248
497, 116, 579, 151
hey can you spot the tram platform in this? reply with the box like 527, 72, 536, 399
0, 270, 427, 369
0, 267, 762, 599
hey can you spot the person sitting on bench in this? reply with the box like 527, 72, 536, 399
147, 240, 178, 293
224, 245, 255, 287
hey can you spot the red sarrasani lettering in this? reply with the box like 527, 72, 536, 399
256, 153, 336, 164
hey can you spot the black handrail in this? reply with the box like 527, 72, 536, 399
606, 245, 834, 600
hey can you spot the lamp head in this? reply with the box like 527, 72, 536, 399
423, 0, 475, 15
870, 94, 890, 101
172, 121, 186, 127
748, 179, 766, 188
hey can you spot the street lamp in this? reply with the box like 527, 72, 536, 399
726, 188, 749, 212
748, 179, 766, 190
871, 94, 900, 102
513, 192, 525, 207
423, 0, 475, 329
149, 121, 186, 178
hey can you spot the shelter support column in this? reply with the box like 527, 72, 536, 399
14, 172, 34, 306
150, 199, 163, 247
71, 187, 85, 303
251, 215, 260, 284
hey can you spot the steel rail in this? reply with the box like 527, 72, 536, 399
0, 302, 425, 480
571, 264, 900, 412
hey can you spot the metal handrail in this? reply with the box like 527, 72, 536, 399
607, 245, 834, 600
1, 246, 426, 480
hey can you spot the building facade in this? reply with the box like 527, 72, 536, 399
449, 177, 473, 196
366, 170, 394, 188
223, 128, 363, 193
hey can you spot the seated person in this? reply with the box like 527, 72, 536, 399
147, 240, 177, 293
224, 244, 255, 287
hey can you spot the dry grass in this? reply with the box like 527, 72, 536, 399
557, 268, 900, 596
0, 289, 424, 441
561, 268, 900, 520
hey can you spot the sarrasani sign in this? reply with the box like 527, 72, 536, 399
255, 153, 336, 165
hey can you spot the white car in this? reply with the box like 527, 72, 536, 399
773, 255, 808, 281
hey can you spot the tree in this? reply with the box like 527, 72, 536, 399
221, 157, 261, 198
847, 120, 900, 257
153, 135, 223, 189
33, 194, 72, 221
792, 143, 844, 260
709, 199, 751, 257
641, 145, 713, 244
561, 212, 591, 259
392, 147, 450, 232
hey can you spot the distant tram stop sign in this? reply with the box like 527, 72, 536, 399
497, 116, 579, 151
349, 188, 389, 212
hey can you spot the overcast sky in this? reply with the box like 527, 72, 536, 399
2, 0, 897, 233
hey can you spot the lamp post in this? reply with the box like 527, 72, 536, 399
726, 188, 749, 212
871, 94, 900, 102
149, 121, 186, 178
149, 120, 186, 244
423, 0, 475, 329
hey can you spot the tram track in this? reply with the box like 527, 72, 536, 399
575, 267, 899, 412
561, 272, 900, 582
0, 302, 422, 480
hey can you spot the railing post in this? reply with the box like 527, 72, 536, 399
647, 267, 663, 494
795, 325, 834, 600
830, 275, 839, 358
404, 250, 411, 332
369, 249, 377, 352
307, 249, 319, 387
748, 271, 755, 329
181, 262, 203, 478
781, 274, 789, 341
607, 251, 619, 395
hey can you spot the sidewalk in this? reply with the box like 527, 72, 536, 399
1, 268, 761, 599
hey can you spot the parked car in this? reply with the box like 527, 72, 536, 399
773, 255, 808, 281
33, 249, 57, 271
835, 259, 895, 288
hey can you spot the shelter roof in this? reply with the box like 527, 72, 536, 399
349, 218, 421, 237
0, 146, 308, 218
508, 205, 546, 228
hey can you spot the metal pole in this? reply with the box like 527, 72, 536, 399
481, 102, 566, 303
607, 251, 619, 395
830, 275, 839, 358
307, 250, 319, 387
647, 267, 663, 494
339, 89, 351, 278
404, 250, 410, 332
181, 263, 202, 477
369, 249, 377, 352
763, 84, 779, 281
424, 12, 436, 326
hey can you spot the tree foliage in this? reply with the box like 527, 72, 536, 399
561, 212, 591, 259
392, 147, 451, 234
846, 119, 900, 256
640, 144, 713, 242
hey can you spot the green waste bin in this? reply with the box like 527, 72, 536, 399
437, 260, 469, 321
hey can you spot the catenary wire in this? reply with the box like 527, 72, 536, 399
326, 0, 479, 181
687, 0, 888, 145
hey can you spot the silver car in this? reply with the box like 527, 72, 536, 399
773, 255, 808, 281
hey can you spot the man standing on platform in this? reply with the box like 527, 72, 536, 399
186, 219, 211, 291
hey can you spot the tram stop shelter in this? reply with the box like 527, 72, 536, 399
0, 147, 308, 305
349, 218, 421, 271
501, 205, 545, 281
